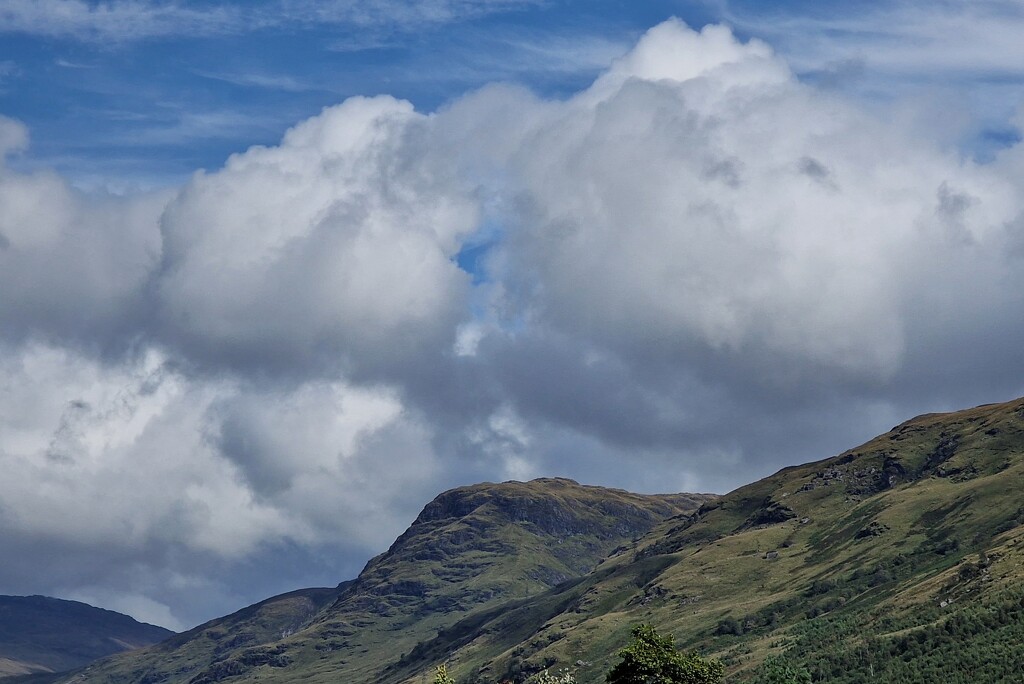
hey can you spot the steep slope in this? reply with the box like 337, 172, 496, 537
56, 587, 342, 684
64, 478, 709, 684
403, 397, 1024, 682
0, 596, 173, 679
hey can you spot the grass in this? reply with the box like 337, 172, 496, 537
51, 397, 1024, 684
405, 398, 1024, 683
59, 480, 706, 684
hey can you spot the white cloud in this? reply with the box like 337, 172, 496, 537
0, 345, 284, 555
154, 95, 478, 377
0, 0, 241, 41
716, 0, 1024, 80
211, 380, 443, 549
710, 0, 1024, 156
0, 342, 446, 626
4, 16, 1024, 629
284, 0, 542, 28
0, 115, 27, 156
0, 0, 541, 42
0, 339, 446, 552
116, 109, 275, 146
195, 70, 317, 93
456, 19, 1022, 385
0, 126, 168, 346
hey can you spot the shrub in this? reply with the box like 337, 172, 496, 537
606, 624, 723, 684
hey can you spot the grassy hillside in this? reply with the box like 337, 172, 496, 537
59, 587, 344, 684
62, 479, 708, 684
51, 397, 1024, 683
405, 397, 1024, 683
0, 596, 173, 679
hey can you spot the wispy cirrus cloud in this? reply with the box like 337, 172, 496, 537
0, 0, 542, 42
111, 108, 279, 146
0, 0, 244, 41
703, 0, 1024, 157
370, 28, 630, 90
713, 0, 1024, 82
54, 58, 98, 68
194, 70, 319, 93
283, 0, 543, 27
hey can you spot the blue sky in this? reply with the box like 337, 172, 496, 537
4, 0, 1022, 188
2, 0, 709, 186
3, 0, 1024, 631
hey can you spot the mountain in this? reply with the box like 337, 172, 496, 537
54, 587, 345, 684
395, 396, 1024, 683
0, 595, 173, 680
62, 478, 709, 684
52, 396, 1024, 682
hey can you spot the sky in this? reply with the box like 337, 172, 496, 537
2, 0, 1024, 632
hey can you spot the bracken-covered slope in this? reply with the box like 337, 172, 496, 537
404, 397, 1024, 683
0, 595, 173, 679
62, 478, 709, 684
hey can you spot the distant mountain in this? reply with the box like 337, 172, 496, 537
0, 595, 173, 679
57, 586, 345, 684
55, 397, 1024, 683
64, 478, 708, 684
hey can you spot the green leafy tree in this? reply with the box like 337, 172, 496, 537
754, 656, 812, 684
433, 663, 456, 684
606, 624, 724, 684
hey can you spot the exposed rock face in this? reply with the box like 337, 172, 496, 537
744, 498, 797, 527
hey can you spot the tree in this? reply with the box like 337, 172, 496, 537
527, 669, 578, 684
753, 656, 812, 684
433, 663, 456, 684
605, 624, 724, 684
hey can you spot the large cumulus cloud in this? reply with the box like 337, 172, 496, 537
0, 116, 166, 351
0, 343, 444, 629
155, 95, 478, 378
476, 21, 1019, 383
451, 21, 1024, 475
2, 19, 1024, 628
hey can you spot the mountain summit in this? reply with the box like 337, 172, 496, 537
65, 479, 710, 684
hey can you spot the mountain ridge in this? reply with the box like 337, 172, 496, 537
46, 396, 1024, 683
0, 595, 173, 679
62, 478, 710, 684
402, 397, 1024, 682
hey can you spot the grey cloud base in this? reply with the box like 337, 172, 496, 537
1, 19, 1023, 629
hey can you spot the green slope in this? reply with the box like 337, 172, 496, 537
63, 479, 709, 684
61, 587, 344, 684
405, 397, 1024, 683
55, 396, 1024, 683
0, 595, 173, 679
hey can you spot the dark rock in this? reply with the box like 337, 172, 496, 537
744, 498, 797, 527
856, 521, 889, 539
924, 434, 961, 472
